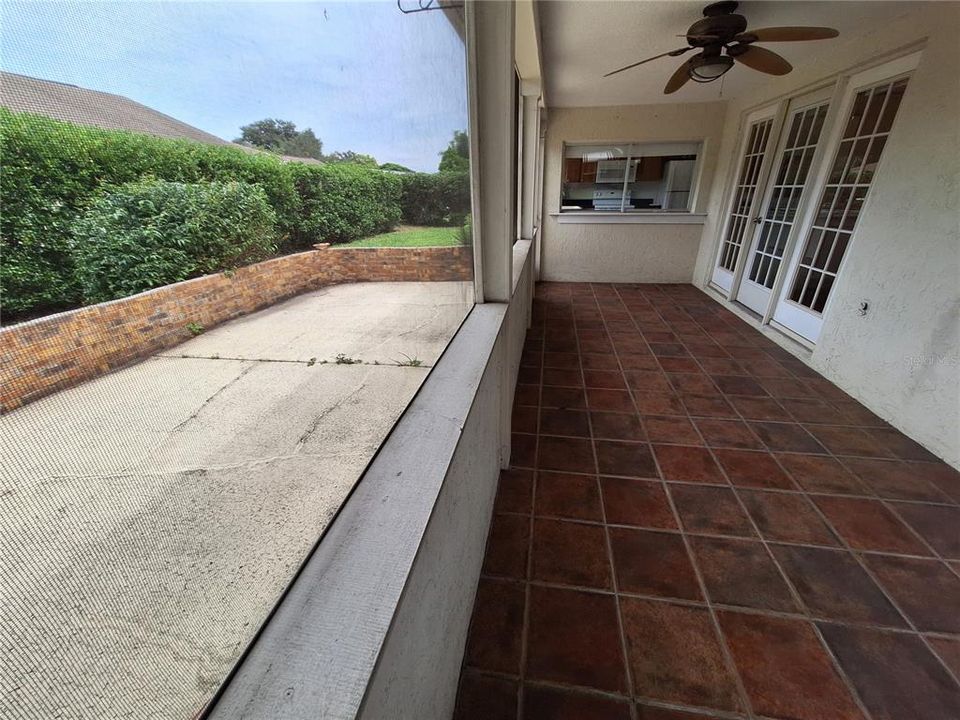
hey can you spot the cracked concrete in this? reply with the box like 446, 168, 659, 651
0, 281, 473, 720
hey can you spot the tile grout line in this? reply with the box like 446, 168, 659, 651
683, 287, 958, 705
580, 283, 639, 720
788, 450, 960, 690
477, 571, 960, 639
512, 405, 956, 505
610, 284, 756, 720
678, 303, 960, 624
643, 288, 884, 709
515, 300, 548, 720
676, 303, 880, 720
505, 446, 959, 509
737, 381, 960, 687
476, 284, 958, 719
484, 507, 959, 561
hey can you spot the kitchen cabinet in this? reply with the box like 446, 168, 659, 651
563, 158, 582, 183
581, 161, 597, 182
636, 157, 664, 181
564, 158, 599, 183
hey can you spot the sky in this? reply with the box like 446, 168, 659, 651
0, 0, 468, 171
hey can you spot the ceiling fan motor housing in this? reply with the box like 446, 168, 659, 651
686, 13, 748, 46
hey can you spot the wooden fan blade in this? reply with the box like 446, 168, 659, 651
734, 45, 792, 76
664, 57, 696, 94
604, 47, 690, 78
742, 26, 839, 42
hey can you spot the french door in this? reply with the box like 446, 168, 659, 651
711, 51, 919, 343
735, 88, 832, 315
772, 52, 918, 342
710, 107, 776, 293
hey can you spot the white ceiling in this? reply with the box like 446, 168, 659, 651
538, 1, 919, 106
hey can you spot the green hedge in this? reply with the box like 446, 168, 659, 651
398, 171, 471, 227
73, 179, 277, 304
0, 109, 435, 317
290, 162, 402, 243
1, 110, 296, 315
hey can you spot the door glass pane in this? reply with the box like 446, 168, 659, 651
790, 267, 809, 301
858, 136, 887, 184
843, 89, 870, 137
861, 85, 889, 135
801, 269, 822, 306
743, 102, 828, 290
843, 138, 871, 183
717, 118, 772, 271
828, 140, 853, 183
878, 79, 908, 132
788, 76, 910, 314
813, 274, 835, 312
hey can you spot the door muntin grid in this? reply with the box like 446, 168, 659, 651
788, 77, 909, 313
718, 118, 773, 272
747, 103, 829, 290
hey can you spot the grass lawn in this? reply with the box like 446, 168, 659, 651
341, 225, 460, 248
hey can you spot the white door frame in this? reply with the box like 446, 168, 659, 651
735, 85, 835, 316
709, 104, 780, 295
772, 51, 922, 342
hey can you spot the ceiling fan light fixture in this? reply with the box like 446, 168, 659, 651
689, 54, 734, 82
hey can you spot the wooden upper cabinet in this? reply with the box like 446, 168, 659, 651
636, 157, 664, 181
564, 158, 599, 183
581, 161, 597, 182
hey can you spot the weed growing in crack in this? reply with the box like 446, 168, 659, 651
335, 353, 361, 365
395, 353, 423, 367
186, 322, 205, 336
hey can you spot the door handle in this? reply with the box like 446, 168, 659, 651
752, 216, 762, 224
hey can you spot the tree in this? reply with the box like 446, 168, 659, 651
236, 118, 323, 160
324, 150, 378, 166
438, 130, 469, 172
281, 128, 323, 160
379, 162, 414, 173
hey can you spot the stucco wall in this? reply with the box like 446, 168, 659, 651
358, 242, 533, 720
540, 101, 726, 282
693, 3, 960, 466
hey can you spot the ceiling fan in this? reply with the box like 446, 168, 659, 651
604, 1, 839, 94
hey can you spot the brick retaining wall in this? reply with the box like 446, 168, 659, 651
0, 245, 473, 411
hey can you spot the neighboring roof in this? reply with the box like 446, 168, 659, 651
0, 71, 229, 145
0, 71, 326, 166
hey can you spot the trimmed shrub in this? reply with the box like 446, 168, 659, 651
398, 171, 470, 227
0, 108, 298, 316
72, 179, 277, 304
0, 108, 465, 317
289, 162, 402, 245
456, 215, 473, 246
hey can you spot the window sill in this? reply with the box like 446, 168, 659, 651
551, 212, 707, 225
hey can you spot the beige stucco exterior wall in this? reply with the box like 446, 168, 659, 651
540, 101, 727, 282
693, 3, 960, 466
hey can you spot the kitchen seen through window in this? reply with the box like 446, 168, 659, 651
561, 142, 701, 213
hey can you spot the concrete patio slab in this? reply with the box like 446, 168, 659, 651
174, 280, 473, 365
0, 281, 472, 719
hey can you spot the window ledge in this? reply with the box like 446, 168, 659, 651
551, 212, 707, 225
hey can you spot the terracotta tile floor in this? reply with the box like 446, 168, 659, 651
455, 282, 960, 720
